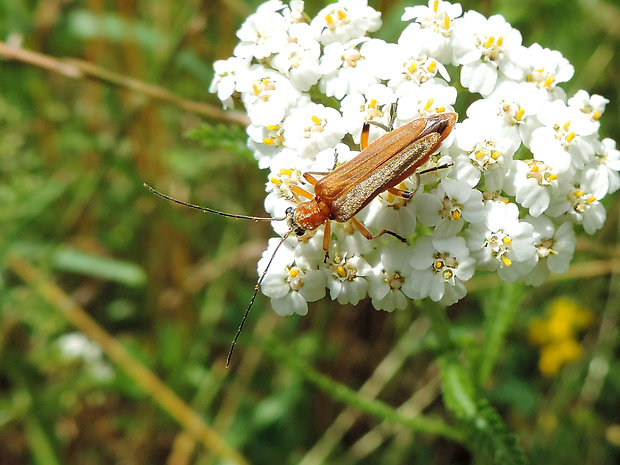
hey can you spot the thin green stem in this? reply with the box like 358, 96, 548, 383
420, 304, 454, 353
263, 337, 464, 443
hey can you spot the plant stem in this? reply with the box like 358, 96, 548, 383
263, 337, 464, 442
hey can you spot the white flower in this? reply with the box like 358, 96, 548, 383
402, 235, 475, 305
234, 1, 290, 60
311, 0, 382, 45
568, 90, 609, 122
384, 42, 451, 97
367, 242, 414, 311
56, 333, 114, 381
415, 178, 485, 237
466, 80, 544, 147
271, 23, 322, 91
319, 38, 390, 100
546, 174, 607, 235
395, 82, 457, 124
210, 57, 251, 109
238, 65, 302, 126
282, 102, 346, 158
331, 219, 376, 256
325, 250, 373, 305
529, 100, 599, 172
247, 123, 287, 168
522, 215, 576, 286
448, 116, 520, 190
481, 190, 511, 205
294, 227, 330, 266
504, 160, 563, 217
525, 43, 575, 101
452, 12, 528, 96
400, 0, 462, 63
282, 0, 306, 24
465, 201, 537, 282
259, 237, 326, 316
58, 332, 103, 361
587, 138, 620, 195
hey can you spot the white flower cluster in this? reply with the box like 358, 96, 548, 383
210, 0, 620, 314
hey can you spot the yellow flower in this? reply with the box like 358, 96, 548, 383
547, 297, 593, 338
528, 297, 593, 377
538, 339, 583, 376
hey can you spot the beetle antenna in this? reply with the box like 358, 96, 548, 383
144, 183, 286, 222
226, 230, 293, 366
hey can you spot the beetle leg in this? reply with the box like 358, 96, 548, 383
401, 161, 454, 198
290, 184, 315, 200
386, 171, 423, 200
364, 100, 398, 147
387, 183, 418, 200
385, 162, 455, 200
376, 229, 408, 243
367, 120, 392, 133
349, 217, 373, 240
302, 172, 319, 185
361, 121, 371, 150
323, 219, 331, 261
387, 100, 398, 131
417, 161, 454, 176
350, 217, 408, 244
331, 148, 338, 170
302, 172, 329, 184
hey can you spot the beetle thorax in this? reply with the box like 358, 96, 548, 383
289, 200, 331, 235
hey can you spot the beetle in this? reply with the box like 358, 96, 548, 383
145, 109, 457, 365
285, 110, 457, 251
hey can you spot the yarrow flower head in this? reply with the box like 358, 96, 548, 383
209, 0, 619, 317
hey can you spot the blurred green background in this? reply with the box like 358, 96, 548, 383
1, 0, 619, 464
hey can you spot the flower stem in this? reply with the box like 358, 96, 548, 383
262, 336, 464, 442
421, 303, 455, 353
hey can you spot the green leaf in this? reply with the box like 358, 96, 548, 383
67, 10, 169, 51
52, 247, 147, 287
465, 400, 528, 465
440, 355, 528, 464
439, 354, 477, 419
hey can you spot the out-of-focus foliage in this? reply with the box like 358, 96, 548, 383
0, 1, 619, 464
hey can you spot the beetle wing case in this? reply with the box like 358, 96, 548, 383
314, 113, 457, 222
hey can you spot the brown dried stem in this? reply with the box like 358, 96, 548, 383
8, 254, 250, 465
0, 41, 250, 127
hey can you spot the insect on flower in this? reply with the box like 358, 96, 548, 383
145, 107, 457, 365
